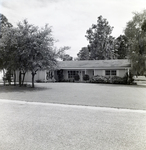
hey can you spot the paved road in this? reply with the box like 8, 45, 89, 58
0, 100, 146, 150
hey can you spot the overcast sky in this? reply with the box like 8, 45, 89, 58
1, 0, 146, 58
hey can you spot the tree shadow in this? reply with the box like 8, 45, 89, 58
0, 84, 50, 93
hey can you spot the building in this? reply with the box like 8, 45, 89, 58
16, 59, 131, 82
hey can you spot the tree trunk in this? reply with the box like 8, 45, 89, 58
19, 71, 22, 87
13, 70, 16, 86
21, 72, 26, 85
32, 73, 35, 88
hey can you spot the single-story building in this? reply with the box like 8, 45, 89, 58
15, 59, 131, 82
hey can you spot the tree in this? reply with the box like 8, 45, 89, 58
114, 35, 129, 59
0, 27, 18, 85
60, 54, 73, 61
16, 20, 57, 87
85, 15, 116, 60
0, 19, 58, 88
0, 14, 12, 28
77, 47, 90, 60
124, 10, 146, 75
57, 46, 72, 61
0, 14, 13, 71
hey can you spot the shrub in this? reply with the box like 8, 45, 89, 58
83, 74, 89, 81
74, 74, 80, 81
90, 75, 108, 83
123, 72, 134, 84
111, 76, 125, 84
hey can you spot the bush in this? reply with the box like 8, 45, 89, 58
83, 74, 89, 81
111, 76, 125, 84
74, 74, 80, 81
123, 72, 134, 84
90, 75, 108, 83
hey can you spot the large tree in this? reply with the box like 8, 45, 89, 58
85, 15, 116, 60
16, 20, 57, 87
114, 35, 129, 59
0, 14, 13, 83
77, 47, 90, 60
0, 19, 58, 87
0, 27, 18, 85
124, 10, 146, 75
0, 14, 12, 28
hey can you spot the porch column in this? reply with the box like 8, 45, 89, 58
80, 71, 83, 81
44, 70, 46, 82
85, 69, 87, 74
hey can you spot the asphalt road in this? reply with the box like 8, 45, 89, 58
0, 100, 146, 150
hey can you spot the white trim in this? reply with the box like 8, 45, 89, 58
44, 70, 46, 82
58, 67, 130, 70
117, 70, 119, 76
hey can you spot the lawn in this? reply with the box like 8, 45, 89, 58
0, 82, 146, 110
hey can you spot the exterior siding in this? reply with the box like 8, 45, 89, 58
15, 71, 45, 82
94, 70, 104, 76
38, 71, 45, 81
118, 70, 127, 77
86, 70, 94, 79
63, 70, 68, 79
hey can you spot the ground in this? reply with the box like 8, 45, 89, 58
0, 83, 146, 150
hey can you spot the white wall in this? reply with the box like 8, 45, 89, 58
94, 70, 104, 76
86, 70, 94, 79
118, 70, 127, 77
16, 71, 45, 82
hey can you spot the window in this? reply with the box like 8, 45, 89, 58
68, 71, 79, 78
105, 70, 116, 76
105, 70, 110, 75
111, 70, 116, 75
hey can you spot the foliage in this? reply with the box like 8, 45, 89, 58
83, 74, 89, 81
0, 13, 12, 39
0, 14, 13, 71
123, 72, 134, 84
60, 54, 73, 61
57, 46, 72, 61
0, 19, 59, 87
90, 75, 108, 83
85, 15, 116, 60
110, 76, 125, 84
124, 10, 146, 75
77, 47, 90, 60
74, 74, 80, 81
0, 14, 12, 28
141, 19, 146, 32
114, 35, 129, 59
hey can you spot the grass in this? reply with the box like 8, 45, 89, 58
0, 82, 146, 110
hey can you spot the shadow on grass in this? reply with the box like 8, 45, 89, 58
0, 84, 50, 93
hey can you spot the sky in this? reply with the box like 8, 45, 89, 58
0, 0, 146, 58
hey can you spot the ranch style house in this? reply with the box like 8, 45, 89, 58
15, 59, 131, 82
